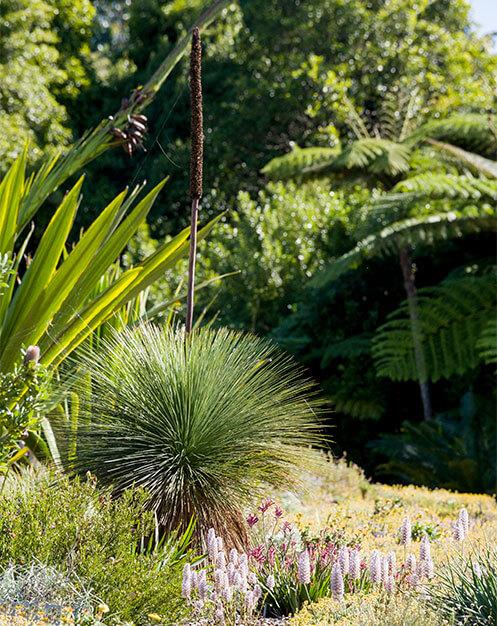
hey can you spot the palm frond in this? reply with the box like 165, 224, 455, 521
372, 271, 497, 381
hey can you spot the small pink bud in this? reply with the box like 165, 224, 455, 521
24, 345, 40, 366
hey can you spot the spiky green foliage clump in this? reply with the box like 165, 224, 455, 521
69, 325, 323, 545
427, 543, 497, 625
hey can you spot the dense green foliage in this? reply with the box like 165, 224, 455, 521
371, 392, 497, 495
0, 469, 190, 624
0, 0, 95, 176
0, 355, 50, 472
0, 0, 495, 490
58, 0, 497, 236
68, 324, 323, 546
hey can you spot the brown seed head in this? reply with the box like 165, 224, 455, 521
190, 26, 203, 201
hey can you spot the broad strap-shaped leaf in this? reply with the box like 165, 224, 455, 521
0, 176, 84, 355
0, 186, 126, 369
40, 179, 168, 353
43, 214, 223, 367
0, 149, 26, 254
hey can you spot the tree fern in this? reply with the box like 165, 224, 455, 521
476, 318, 497, 366
407, 113, 497, 154
393, 173, 497, 200
314, 208, 497, 285
261, 145, 340, 179
372, 271, 497, 382
426, 139, 497, 179
320, 333, 372, 368
332, 139, 411, 176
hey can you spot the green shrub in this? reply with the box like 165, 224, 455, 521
0, 351, 51, 473
0, 469, 188, 624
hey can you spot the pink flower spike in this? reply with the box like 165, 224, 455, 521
274, 506, 284, 519
258, 500, 274, 514
247, 514, 259, 528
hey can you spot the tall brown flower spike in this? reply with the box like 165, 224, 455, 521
190, 27, 203, 201
186, 27, 203, 334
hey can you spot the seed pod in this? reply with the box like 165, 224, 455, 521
128, 117, 148, 133
124, 141, 133, 156
127, 128, 145, 141
133, 114, 148, 124
110, 127, 127, 140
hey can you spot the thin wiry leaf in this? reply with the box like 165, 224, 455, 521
65, 324, 325, 547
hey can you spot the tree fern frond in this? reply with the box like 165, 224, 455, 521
372, 271, 497, 381
408, 114, 497, 153
476, 318, 497, 365
320, 333, 372, 367
313, 208, 497, 286
261, 146, 340, 180
426, 139, 497, 179
330, 395, 385, 421
333, 139, 411, 176
393, 172, 497, 200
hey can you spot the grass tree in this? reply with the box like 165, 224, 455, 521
263, 105, 497, 420
67, 324, 323, 547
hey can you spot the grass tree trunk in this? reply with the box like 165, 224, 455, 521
398, 246, 433, 421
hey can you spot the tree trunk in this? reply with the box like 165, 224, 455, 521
398, 246, 433, 421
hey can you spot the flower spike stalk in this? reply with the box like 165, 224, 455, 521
186, 26, 203, 334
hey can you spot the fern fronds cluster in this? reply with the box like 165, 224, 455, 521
372, 271, 497, 381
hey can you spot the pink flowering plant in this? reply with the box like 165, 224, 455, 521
245, 500, 368, 616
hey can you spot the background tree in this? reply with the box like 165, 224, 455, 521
0, 0, 95, 176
